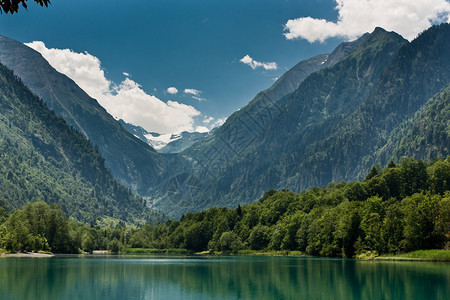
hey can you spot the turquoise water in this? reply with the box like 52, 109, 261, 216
0, 255, 448, 299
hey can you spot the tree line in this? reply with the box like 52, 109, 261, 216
1, 157, 449, 256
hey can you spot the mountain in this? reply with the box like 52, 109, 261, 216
0, 36, 165, 195
154, 25, 449, 217
118, 119, 211, 153
149, 30, 375, 215
0, 62, 162, 225
117, 119, 166, 150
266, 32, 369, 101
1, 25, 448, 220
380, 85, 450, 163
159, 131, 213, 154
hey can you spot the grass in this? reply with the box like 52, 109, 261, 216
235, 250, 307, 257
356, 250, 379, 260
377, 250, 450, 262
89, 247, 450, 261
122, 248, 192, 254
121, 248, 308, 257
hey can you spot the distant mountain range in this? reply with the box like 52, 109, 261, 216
0, 24, 448, 219
118, 119, 211, 153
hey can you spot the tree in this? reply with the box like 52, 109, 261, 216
344, 182, 368, 202
0, 0, 50, 14
382, 167, 404, 199
360, 197, 385, 253
401, 158, 429, 196
402, 193, 445, 251
219, 231, 243, 252
364, 176, 390, 200
107, 238, 123, 253
184, 222, 212, 251
428, 159, 450, 195
365, 164, 382, 180
334, 201, 361, 257
1, 211, 32, 252
248, 225, 270, 250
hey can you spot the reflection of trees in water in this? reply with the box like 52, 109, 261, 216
0, 257, 448, 299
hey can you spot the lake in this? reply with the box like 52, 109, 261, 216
0, 255, 448, 299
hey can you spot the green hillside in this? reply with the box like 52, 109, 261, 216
0, 62, 161, 225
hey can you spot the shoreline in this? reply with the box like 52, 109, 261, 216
374, 256, 449, 262
0, 252, 54, 258
1, 250, 448, 262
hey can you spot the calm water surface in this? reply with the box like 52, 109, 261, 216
0, 255, 448, 299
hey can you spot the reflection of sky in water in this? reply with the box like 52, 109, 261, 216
0, 256, 448, 300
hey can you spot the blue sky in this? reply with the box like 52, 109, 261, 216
0, 0, 448, 134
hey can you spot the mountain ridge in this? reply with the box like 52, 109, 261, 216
0, 62, 161, 224
0, 36, 165, 195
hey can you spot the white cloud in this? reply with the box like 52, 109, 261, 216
240, 54, 278, 70
184, 88, 206, 101
210, 117, 227, 128
203, 116, 214, 124
201, 115, 226, 128
192, 96, 206, 101
284, 0, 450, 43
184, 88, 201, 96
26, 41, 111, 97
25, 41, 220, 134
167, 87, 178, 94
194, 126, 210, 133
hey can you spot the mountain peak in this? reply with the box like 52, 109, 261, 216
373, 26, 387, 33
367, 26, 406, 43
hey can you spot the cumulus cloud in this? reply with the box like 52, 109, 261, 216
25, 41, 220, 134
184, 88, 206, 101
192, 96, 206, 101
167, 87, 178, 94
240, 54, 278, 70
206, 117, 227, 128
284, 0, 450, 43
26, 41, 111, 97
184, 88, 201, 96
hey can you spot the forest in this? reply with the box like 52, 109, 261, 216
0, 157, 449, 258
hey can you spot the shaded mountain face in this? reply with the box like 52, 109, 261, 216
153, 25, 449, 218
388, 85, 450, 162
0, 36, 165, 195
0, 62, 162, 225
267, 32, 369, 101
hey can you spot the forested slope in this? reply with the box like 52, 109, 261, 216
0, 62, 161, 225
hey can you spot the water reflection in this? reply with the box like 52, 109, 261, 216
0, 255, 448, 299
